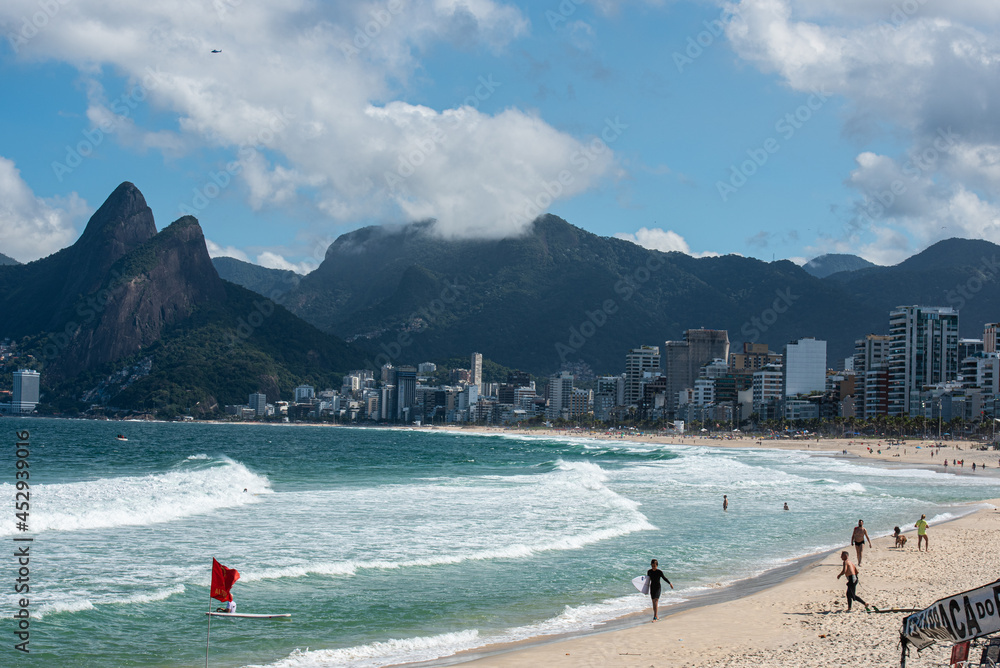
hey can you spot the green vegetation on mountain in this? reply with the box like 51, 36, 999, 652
0, 182, 366, 415
212, 256, 301, 299
279, 216, 879, 373
37, 281, 366, 416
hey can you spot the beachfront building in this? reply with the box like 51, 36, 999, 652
729, 342, 782, 374
888, 306, 959, 416
546, 371, 575, 420
396, 366, 417, 422
752, 364, 783, 416
625, 346, 660, 407
783, 338, 827, 397
470, 352, 483, 391
249, 392, 267, 417
294, 384, 315, 403
853, 334, 891, 418
959, 338, 985, 361
986, 323, 1000, 353
12, 369, 39, 414
663, 329, 729, 415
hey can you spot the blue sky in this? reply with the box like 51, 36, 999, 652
2, 0, 998, 271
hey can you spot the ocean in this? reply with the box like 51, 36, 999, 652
4, 418, 1000, 667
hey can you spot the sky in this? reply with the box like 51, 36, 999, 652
1, 0, 999, 273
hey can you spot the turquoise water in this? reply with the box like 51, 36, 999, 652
3, 418, 1000, 667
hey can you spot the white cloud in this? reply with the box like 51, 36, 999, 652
0, 156, 86, 262
0, 1, 614, 239
204, 239, 249, 262
256, 251, 316, 275
614, 226, 719, 257
725, 0, 1000, 257
615, 227, 690, 253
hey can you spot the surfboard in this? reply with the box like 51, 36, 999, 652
205, 612, 291, 618
632, 575, 650, 595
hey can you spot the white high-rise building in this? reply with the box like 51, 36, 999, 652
783, 338, 827, 397
546, 371, 574, 419
888, 306, 959, 416
752, 365, 783, 415
625, 346, 660, 406
12, 369, 39, 414
470, 352, 483, 391
294, 385, 315, 403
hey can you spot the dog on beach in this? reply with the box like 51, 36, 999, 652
893, 526, 907, 548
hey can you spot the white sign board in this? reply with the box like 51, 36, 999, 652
901, 579, 1000, 651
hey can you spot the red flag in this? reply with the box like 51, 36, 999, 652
211, 558, 240, 602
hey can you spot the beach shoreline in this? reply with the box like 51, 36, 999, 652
386, 427, 1000, 668
410, 498, 1000, 668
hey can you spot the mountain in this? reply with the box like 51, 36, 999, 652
212, 256, 300, 299
0, 252, 20, 265
802, 253, 876, 278
823, 238, 1000, 337
0, 181, 158, 338
279, 216, 878, 373
274, 220, 1000, 376
0, 183, 365, 414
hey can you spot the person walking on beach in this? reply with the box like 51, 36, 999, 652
850, 520, 872, 565
836, 551, 871, 612
723, 495, 728, 511
915, 514, 929, 551
646, 559, 673, 621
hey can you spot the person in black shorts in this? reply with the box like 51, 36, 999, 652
850, 519, 871, 565
647, 558, 673, 621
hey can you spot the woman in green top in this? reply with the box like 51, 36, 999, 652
915, 514, 929, 551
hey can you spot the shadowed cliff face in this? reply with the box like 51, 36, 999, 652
0, 182, 157, 335
0, 183, 225, 378
53, 215, 226, 377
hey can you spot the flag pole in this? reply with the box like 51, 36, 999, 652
206, 560, 213, 668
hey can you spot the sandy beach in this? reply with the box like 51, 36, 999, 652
412, 427, 1000, 668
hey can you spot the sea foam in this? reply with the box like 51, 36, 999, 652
0, 457, 270, 536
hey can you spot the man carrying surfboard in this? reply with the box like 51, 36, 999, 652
647, 559, 673, 621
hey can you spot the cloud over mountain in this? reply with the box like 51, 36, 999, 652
0, 0, 614, 240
